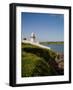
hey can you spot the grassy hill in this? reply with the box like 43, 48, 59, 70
21, 43, 63, 77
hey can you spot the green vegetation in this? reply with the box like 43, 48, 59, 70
40, 41, 64, 45
21, 43, 62, 77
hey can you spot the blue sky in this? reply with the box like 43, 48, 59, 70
21, 12, 64, 42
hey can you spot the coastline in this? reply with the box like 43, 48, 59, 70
40, 41, 64, 45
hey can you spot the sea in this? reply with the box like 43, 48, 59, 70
43, 44, 64, 53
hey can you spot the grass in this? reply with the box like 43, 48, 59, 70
21, 43, 62, 77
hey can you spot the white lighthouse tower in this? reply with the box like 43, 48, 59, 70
30, 32, 36, 43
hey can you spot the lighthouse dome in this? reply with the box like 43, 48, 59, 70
31, 32, 36, 38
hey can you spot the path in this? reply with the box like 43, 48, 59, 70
22, 40, 51, 50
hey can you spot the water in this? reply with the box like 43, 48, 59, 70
44, 44, 64, 53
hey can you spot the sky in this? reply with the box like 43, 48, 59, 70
21, 12, 64, 42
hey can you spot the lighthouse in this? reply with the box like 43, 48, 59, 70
30, 32, 36, 43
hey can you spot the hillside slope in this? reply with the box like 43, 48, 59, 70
21, 43, 63, 77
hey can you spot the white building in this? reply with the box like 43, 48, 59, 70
30, 32, 39, 43
23, 32, 39, 43
22, 32, 50, 50
30, 32, 36, 43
